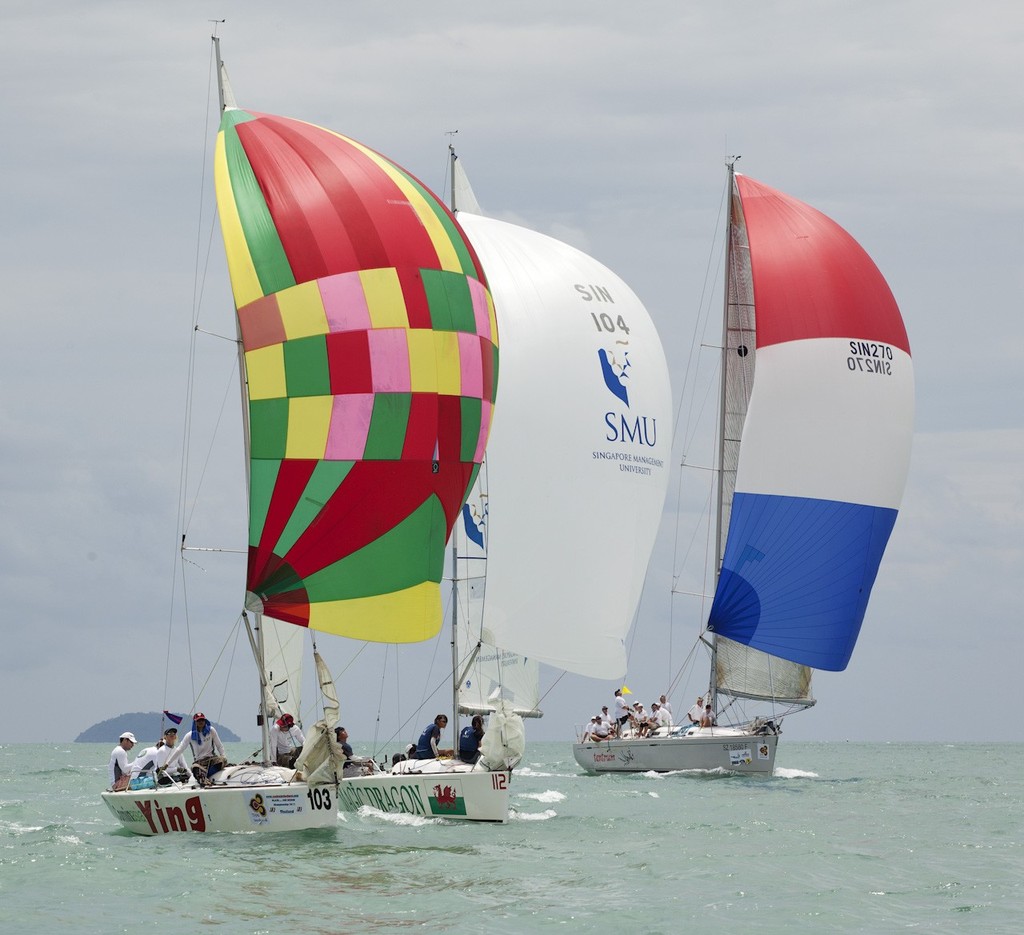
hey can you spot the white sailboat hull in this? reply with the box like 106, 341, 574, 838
339, 761, 511, 822
572, 729, 778, 774
101, 765, 338, 835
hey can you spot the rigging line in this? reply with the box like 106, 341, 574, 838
182, 354, 240, 535
192, 41, 219, 330
369, 664, 458, 762
215, 615, 243, 727
668, 433, 716, 630
185, 611, 247, 720
372, 643, 390, 753
535, 669, 566, 710
164, 42, 221, 711
665, 638, 703, 700
181, 42, 221, 526
673, 171, 730, 452
307, 631, 321, 726
180, 548, 197, 710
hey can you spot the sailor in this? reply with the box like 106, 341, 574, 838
458, 715, 485, 764
108, 732, 137, 791
269, 713, 305, 768
130, 727, 189, 785
632, 702, 649, 736
589, 716, 611, 741
414, 714, 448, 759
169, 713, 227, 786
334, 726, 354, 758
613, 690, 631, 735
650, 702, 672, 733
687, 696, 705, 726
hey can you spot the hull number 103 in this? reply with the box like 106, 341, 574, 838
306, 787, 333, 810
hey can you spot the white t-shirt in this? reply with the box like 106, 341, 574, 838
269, 724, 306, 755
108, 744, 131, 786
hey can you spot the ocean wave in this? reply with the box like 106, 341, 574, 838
516, 790, 565, 803
509, 808, 556, 821
356, 806, 444, 827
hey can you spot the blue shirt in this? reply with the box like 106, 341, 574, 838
459, 725, 481, 756
415, 723, 440, 758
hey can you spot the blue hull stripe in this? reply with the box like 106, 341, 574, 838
708, 492, 898, 671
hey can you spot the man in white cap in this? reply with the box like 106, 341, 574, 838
108, 731, 137, 791
130, 727, 190, 786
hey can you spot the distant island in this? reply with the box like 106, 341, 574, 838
75, 711, 240, 744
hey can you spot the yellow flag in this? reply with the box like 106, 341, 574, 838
621, 685, 632, 695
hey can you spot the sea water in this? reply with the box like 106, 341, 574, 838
0, 742, 1020, 934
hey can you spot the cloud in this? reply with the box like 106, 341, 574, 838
1, 0, 1020, 743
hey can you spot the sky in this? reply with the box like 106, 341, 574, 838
1, 2, 1021, 748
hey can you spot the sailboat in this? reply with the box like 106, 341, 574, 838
340, 145, 674, 818
102, 39, 507, 833
573, 164, 914, 774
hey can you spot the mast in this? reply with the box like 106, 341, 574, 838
448, 142, 457, 212
449, 537, 460, 752
710, 160, 739, 714
213, 34, 271, 764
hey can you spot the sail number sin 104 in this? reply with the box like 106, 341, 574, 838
576, 283, 630, 335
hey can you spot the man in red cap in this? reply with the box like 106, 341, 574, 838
268, 712, 305, 768
169, 713, 227, 787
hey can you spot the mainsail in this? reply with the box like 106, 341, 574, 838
454, 479, 542, 718
259, 616, 304, 718
213, 104, 498, 644
708, 173, 914, 704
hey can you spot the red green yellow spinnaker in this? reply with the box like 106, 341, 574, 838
214, 108, 498, 643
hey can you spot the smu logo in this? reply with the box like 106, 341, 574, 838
461, 493, 488, 549
598, 346, 657, 447
599, 347, 631, 406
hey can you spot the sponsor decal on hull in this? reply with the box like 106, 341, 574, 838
338, 780, 430, 816
121, 795, 208, 833
728, 747, 753, 766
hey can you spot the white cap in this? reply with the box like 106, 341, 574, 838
119, 732, 138, 743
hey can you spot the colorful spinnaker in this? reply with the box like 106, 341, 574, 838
214, 109, 498, 643
707, 173, 913, 673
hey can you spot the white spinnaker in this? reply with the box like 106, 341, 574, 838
456, 213, 672, 680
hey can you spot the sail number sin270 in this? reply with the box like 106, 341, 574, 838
847, 341, 895, 375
